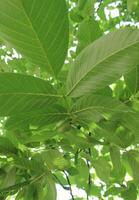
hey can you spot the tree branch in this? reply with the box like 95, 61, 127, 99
63, 171, 75, 200
87, 132, 92, 200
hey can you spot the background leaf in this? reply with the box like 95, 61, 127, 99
93, 157, 111, 183
76, 17, 102, 54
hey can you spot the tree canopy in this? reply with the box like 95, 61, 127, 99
0, 0, 139, 199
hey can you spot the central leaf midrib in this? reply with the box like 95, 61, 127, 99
8, 112, 70, 117
72, 106, 128, 114
0, 92, 62, 98
67, 38, 139, 96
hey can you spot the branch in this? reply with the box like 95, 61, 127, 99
63, 171, 75, 200
86, 132, 92, 200
75, 149, 82, 164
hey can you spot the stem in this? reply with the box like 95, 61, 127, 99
30, 173, 45, 184
86, 159, 91, 200
63, 171, 74, 200
87, 132, 92, 200
75, 149, 81, 164
96, 0, 103, 13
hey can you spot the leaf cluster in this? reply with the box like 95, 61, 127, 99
0, 0, 139, 199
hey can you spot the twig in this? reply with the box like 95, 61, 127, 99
63, 171, 74, 200
96, 0, 103, 13
75, 149, 82, 164
87, 132, 92, 200
86, 159, 91, 200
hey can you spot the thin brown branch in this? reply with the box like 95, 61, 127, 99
63, 171, 75, 200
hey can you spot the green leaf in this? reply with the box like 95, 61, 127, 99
113, 80, 125, 100
123, 150, 139, 185
5, 131, 26, 152
0, 136, 17, 154
105, 185, 124, 197
0, 73, 60, 116
70, 158, 89, 188
124, 65, 139, 94
70, 8, 83, 23
121, 182, 137, 200
2, 167, 16, 188
127, 0, 139, 13
46, 176, 57, 200
110, 145, 122, 171
23, 130, 57, 144
110, 146, 126, 182
5, 115, 61, 130
0, 60, 9, 72
24, 185, 37, 200
67, 29, 139, 97
14, 154, 45, 173
71, 94, 130, 124
89, 184, 101, 197
76, 17, 102, 54
41, 150, 70, 170
78, 0, 87, 10
93, 157, 111, 183
62, 133, 88, 148
94, 86, 112, 97
121, 112, 139, 141
78, 0, 95, 17
54, 171, 67, 186
94, 121, 134, 148
5, 107, 68, 130
0, 0, 69, 75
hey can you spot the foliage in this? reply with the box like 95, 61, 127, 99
0, 0, 139, 199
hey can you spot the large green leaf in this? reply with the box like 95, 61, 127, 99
5, 104, 69, 130
67, 29, 139, 97
0, 73, 61, 116
0, 0, 69, 75
5, 112, 69, 130
71, 95, 130, 124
